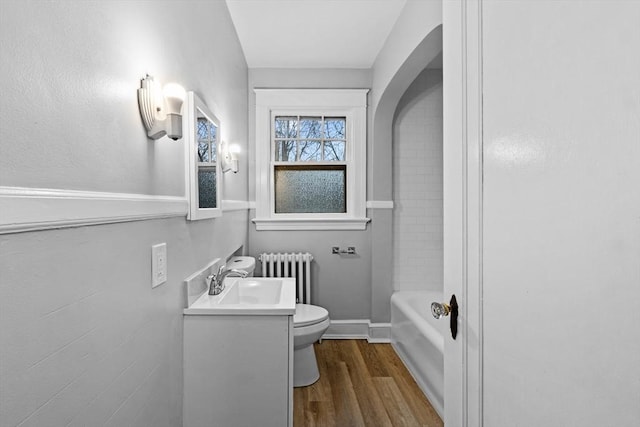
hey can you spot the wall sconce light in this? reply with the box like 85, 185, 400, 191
137, 75, 186, 141
221, 142, 241, 173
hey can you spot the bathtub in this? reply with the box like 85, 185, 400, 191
390, 290, 445, 418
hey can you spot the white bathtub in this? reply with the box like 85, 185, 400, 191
390, 290, 445, 418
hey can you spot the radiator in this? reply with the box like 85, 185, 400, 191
259, 252, 313, 304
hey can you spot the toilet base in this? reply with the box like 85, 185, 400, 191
293, 344, 320, 387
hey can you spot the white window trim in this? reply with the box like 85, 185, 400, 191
253, 89, 370, 231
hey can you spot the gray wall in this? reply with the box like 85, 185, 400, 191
392, 68, 443, 292
1, 5, 447, 425
246, 0, 443, 324
0, 1, 248, 426
247, 68, 373, 320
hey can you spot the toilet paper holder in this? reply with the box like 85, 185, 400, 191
331, 246, 356, 255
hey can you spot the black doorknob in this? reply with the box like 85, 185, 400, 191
431, 294, 458, 340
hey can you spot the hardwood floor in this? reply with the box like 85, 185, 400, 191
293, 340, 443, 427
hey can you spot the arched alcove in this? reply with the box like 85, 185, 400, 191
369, 25, 443, 323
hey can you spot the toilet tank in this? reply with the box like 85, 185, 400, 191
227, 256, 256, 277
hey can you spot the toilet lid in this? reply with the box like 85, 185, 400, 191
294, 304, 329, 327
227, 256, 255, 272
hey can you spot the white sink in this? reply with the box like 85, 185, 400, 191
219, 279, 283, 305
184, 277, 296, 315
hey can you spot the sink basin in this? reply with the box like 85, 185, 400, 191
184, 277, 296, 315
219, 279, 282, 305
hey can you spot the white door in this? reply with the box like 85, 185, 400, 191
444, 1, 640, 426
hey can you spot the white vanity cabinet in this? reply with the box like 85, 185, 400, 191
183, 314, 294, 427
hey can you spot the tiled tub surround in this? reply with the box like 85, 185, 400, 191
392, 68, 443, 293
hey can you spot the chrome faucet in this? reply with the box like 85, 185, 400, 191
206, 265, 249, 295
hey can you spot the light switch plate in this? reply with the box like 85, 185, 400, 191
152, 243, 167, 288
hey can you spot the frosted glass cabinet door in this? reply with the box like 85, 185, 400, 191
184, 91, 222, 220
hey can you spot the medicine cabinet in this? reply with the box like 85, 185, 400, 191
184, 92, 222, 220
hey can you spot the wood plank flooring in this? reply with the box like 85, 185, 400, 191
293, 340, 443, 427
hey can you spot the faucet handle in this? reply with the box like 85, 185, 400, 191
205, 274, 215, 287
216, 264, 226, 277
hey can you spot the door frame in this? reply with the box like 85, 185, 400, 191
443, 0, 483, 425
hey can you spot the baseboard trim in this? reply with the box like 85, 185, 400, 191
368, 322, 392, 343
323, 319, 391, 343
0, 186, 188, 234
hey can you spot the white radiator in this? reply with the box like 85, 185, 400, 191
259, 252, 313, 304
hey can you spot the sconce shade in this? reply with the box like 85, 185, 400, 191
163, 83, 186, 114
138, 75, 185, 141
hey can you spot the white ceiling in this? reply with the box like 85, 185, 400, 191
225, 0, 407, 69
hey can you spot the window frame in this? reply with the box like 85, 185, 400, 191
270, 111, 349, 217
253, 89, 369, 230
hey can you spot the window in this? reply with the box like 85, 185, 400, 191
274, 115, 346, 214
253, 89, 369, 230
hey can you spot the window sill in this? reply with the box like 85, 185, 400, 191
252, 217, 370, 231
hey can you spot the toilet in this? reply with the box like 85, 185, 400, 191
292, 302, 330, 387
227, 255, 256, 277
227, 255, 330, 387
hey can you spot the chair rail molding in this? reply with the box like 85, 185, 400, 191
221, 200, 251, 212
0, 186, 188, 234
366, 200, 394, 209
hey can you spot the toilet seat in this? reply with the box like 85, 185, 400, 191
294, 303, 329, 327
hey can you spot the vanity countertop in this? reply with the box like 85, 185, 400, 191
183, 277, 296, 316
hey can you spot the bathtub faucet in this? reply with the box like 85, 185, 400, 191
206, 265, 249, 295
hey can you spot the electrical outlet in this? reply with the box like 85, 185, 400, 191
152, 243, 167, 288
